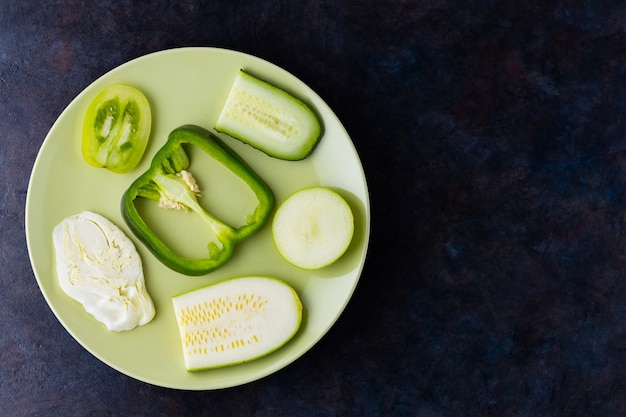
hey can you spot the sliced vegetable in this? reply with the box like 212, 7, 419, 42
52, 211, 155, 332
272, 187, 354, 270
172, 276, 302, 371
121, 124, 275, 276
82, 84, 152, 173
215, 69, 323, 161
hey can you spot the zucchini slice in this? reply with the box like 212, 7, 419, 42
215, 70, 323, 160
172, 276, 302, 371
272, 187, 355, 270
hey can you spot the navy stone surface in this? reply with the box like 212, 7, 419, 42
2, 0, 626, 416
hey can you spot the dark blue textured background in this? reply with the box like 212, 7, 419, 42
2, 1, 626, 415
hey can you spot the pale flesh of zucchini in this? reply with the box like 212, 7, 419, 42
272, 187, 354, 270
215, 70, 322, 160
172, 276, 302, 371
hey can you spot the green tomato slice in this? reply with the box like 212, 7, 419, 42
82, 84, 152, 173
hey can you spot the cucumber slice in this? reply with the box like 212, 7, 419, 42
272, 187, 354, 270
215, 70, 323, 160
172, 276, 302, 371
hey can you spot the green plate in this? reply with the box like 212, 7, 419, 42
25, 47, 370, 390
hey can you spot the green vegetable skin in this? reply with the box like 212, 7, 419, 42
215, 70, 323, 161
82, 84, 152, 173
121, 125, 275, 276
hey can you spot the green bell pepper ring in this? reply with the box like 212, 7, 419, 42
121, 124, 275, 276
